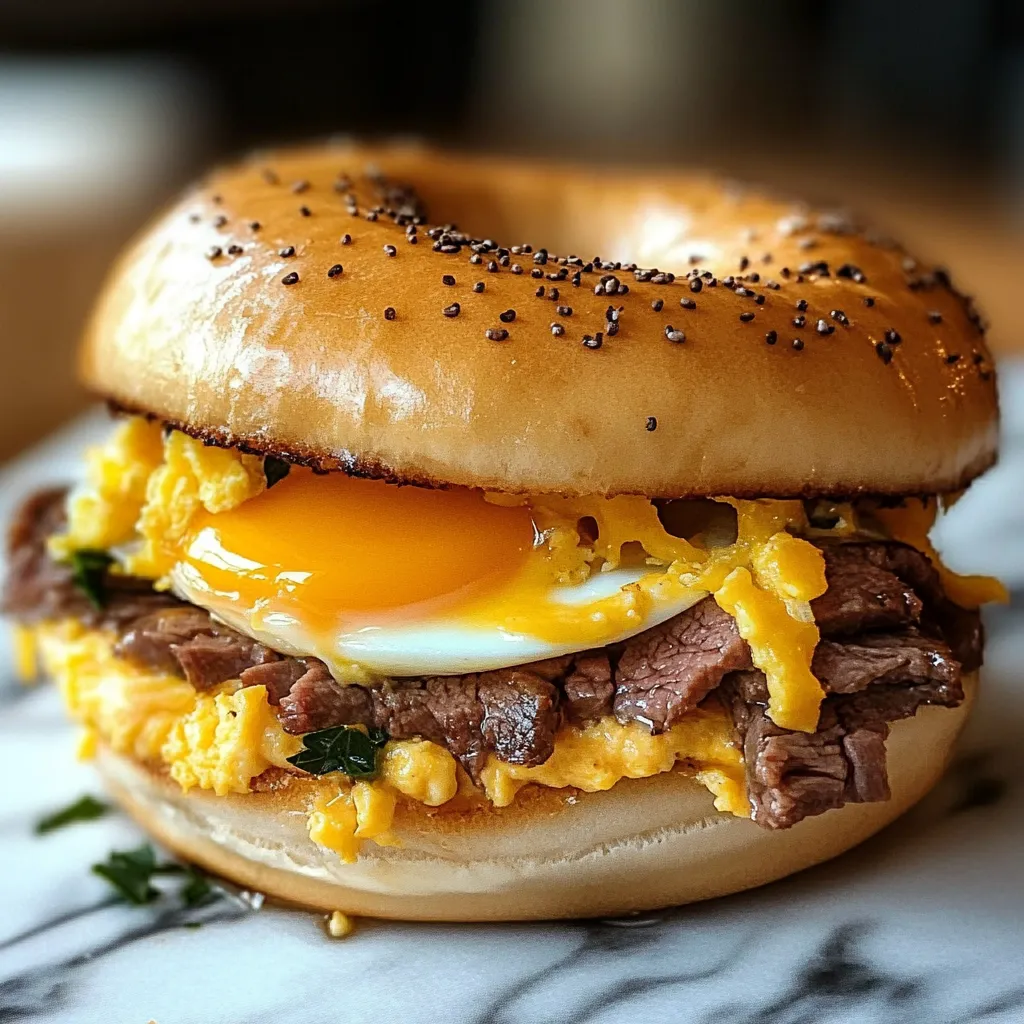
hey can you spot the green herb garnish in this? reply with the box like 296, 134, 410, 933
180, 866, 214, 907
35, 794, 110, 835
264, 456, 291, 488
91, 844, 217, 908
67, 549, 114, 609
286, 726, 388, 777
92, 844, 161, 905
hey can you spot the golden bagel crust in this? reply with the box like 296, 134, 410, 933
81, 143, 997, 498
94, 673, 975, 921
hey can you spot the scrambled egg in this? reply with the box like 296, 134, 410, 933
35, 620, 299, 793
480, 711, 746, 815
30, 622, 746, 863
52, 418, 265, 580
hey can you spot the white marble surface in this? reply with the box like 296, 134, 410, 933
1, 367, 1022, 1024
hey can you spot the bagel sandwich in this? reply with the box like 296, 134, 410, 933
3, 143, 1006, 921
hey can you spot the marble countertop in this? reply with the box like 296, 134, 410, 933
1, 365, 1022, 1024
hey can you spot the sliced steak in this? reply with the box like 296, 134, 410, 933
734, 700, 850, 828
814, 540, 984, 669
563, 652, 614, 723
278, 667, 559, 773
240, 659, 310, 704
613, 598, 751, 731
171, 633, 278, 689
277, 662, 372, 735
116, 605, 279, 689
723, 630, 965, 829
811, 544, 922, 635
478, 670, 560, 766
811, 630, 959, 694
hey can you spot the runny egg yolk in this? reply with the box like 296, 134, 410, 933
178, 469, 538, 631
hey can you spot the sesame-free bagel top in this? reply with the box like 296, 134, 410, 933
81, 142, 998, 497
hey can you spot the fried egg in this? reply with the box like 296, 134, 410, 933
167, 468, 709, 678
58, 418, 853, 732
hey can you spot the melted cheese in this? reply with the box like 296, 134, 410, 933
874, 501, 1009, 608
480, 710, 747, 815
35, 621, 300, 793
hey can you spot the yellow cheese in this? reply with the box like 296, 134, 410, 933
715, 567, 823, 734
35, 621, 300, 794
874, 501, 1009, 608
480, 708, 746, 815
12, 624, 38, 683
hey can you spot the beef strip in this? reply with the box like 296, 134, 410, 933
811, 630, 959, 695
563, 652, 614, 723
811, 544, 923, 635
239, 659, 310, 704
612, 598, 752, 731
723, 636, 965, 829
1, 488, 177, 628
478, 670, 560, 766
815, 541, 983, 669
278, 667, 559, 774
116, 605, 280, 688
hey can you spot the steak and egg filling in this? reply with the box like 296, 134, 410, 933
4, 417, 1004, 858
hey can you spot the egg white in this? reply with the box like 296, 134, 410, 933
170, 563, 708, 679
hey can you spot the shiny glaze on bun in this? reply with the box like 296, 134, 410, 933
82, 142, 998, 497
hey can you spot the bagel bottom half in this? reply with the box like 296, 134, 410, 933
96, 673, 975, 922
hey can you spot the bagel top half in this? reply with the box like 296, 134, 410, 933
80, 142, 997, 497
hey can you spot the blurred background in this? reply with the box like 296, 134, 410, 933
0, 0, 1022, 463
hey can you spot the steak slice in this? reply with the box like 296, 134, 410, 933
613, 597, 752, 731
277, 667, 559, 773
563, 652, 614, 723
811, 544, 923, 635
240, 659, 311, 704
811, 630, 959, 695
723, 627, 965, 828
116, 605, 280, 689
478, 670, 560, 767
277, 662, 373, 735
814, 541, 984, 669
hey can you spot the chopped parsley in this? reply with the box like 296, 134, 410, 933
286, 726, 389, 777
67, 549, 114, 609
91, 844, 218, 908
264, 456, 291, 488
35, 794, 110, 835
180, 866, 214, 907
92, 844, 161, 904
